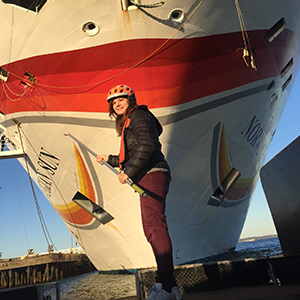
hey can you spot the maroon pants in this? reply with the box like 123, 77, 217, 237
139, 171, 176, 292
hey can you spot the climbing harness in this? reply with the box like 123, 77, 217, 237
235, 0, 257, 70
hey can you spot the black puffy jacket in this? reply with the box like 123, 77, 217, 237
108, 105, 170, 183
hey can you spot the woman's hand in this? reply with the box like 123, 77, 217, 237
96, 154, 109, 165
96, 155, 128, 184
118, 172, 129, 184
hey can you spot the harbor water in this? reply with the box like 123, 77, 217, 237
44, 237, 282, 300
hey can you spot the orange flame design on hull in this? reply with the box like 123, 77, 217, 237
218, 125, 256, 203
53, 143, 95, 225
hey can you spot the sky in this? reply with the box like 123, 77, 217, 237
0, 75, 299, 260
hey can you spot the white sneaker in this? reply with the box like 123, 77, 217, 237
171, 286, 183, 300
146, 283, 174, 300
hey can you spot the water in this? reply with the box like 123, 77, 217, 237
44, 237, 282, 300
235, 237, 282, 259
44, 271, 136, 300
197, 236, 282, 263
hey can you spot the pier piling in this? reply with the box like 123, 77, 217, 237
0, 252, 95, 290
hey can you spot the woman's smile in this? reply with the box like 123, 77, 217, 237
112, 97, 130, 115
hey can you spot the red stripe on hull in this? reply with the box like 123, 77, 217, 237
0, 30, 295, 114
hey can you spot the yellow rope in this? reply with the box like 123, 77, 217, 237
235, 0, 257, 70
3, 0, 205, 92
2, 79, 28, 101
235, 0, 249, 48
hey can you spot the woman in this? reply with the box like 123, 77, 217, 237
96, 84, 182, 300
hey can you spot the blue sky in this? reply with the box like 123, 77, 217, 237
0, 74, 299, 259
240, 72, 300, 238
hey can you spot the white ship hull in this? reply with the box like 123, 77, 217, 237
0, 0, 299, 270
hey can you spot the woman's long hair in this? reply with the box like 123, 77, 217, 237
108, 97, 137, 136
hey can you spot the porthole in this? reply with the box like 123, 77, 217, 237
169, 9, 185, 24
82, 21, 100, 37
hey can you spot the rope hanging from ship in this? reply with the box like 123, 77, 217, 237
235, 0, 257, 70
0, 0, 205, 96
13, 119, 58, 252
1, 77, 29, 102
10, 119, 85, 249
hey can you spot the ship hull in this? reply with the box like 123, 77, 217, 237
0, 0, 299, 270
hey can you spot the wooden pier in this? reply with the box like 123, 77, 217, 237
0, 252, 96, 289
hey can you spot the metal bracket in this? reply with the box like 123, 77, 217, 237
72, 191, 114, 225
